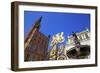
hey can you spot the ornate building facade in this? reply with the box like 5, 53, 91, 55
48, 28, 90, 60
24, 17, 49, 61
65, 28, 90, 50
65, 28, 90, 59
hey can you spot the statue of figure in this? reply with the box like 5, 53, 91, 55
72, 32, 80, 45
72, 32, 80, 56
50, 32, 64, 46
49, 32, 65, 60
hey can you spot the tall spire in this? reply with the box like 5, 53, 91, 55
24, 16, 42, 48
34, 16, 42, 30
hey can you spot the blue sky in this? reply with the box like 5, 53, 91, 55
24, 11, 90, 49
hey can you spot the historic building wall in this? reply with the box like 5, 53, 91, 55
24, 17, 49, 61
65, 28, 90, 56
